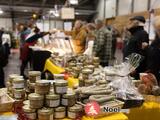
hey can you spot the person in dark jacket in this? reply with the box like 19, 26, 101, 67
123, 16, 149, 79
20, 27, 51, 78
146, 16, 160, 86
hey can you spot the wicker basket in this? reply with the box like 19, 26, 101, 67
0, 94, 15, 112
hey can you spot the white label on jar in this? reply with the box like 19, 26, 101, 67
62, 98, 68, 106
13, 83, 24, 89
49, 100, 60, 107
49, 114, 53, 120
68, 111, 76, 119
56, 86, 67, 93
14, 93, 22, 99
55, 111, 65, 119
27, 113, 37, 119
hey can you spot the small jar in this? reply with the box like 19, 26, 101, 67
68, 104, 83, 119
45, 94, 60, 107
62, 93, 76, 107
54, 107, 66, 119
13, 88, 25, 99
38, 108, 53, 120
54, 80, 68, 94
35, 80, 50, 95
12, 78, 24, 89
28, 93, 44, 109
85, 79, 96, 86
29, 71, 41, 83
23, 105, 37, 120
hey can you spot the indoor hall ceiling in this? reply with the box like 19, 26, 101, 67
0, 0, 98, 21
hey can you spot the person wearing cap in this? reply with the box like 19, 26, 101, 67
93, 19, 112, 67
123, 16, 149, 79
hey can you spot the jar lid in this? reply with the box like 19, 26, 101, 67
82, 69, 92, 74
68, 104, 83, 112
13, 88, 25, 92
55, 80, 68, 86
85, 79, 96, 84
36, 80, 50, 86
9, 74, 20, 79
13, 78, 24, 83
38, 108, 53, 115
85, 65, 95, 69
46, 94, 60, 99
93, 57, 99, 61
23, 100, 30, 105
55, 107, 65, 112
29, 71, 41, 76
28, 93, 44, 100
23, 105, 36, 113
63, 93, 75, 98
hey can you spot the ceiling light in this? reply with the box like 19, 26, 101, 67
69, 0, 78, 5
0, 9, 4, 14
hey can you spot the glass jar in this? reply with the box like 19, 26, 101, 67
62, 93, 76, 107
27, 80, 35, 93
68, 104, 83, 119
45, 94, 60, 108
9, 74, 20, 83
35, 80, 50, 95
38, 108, 53, 120
13, 88, 25, 99
12, 78, 24, 89
54, 80, 68, 94
28, 71, 41, 83
54, 107, 66, 119
28, 93, 44, 109
23, 105, 37, 120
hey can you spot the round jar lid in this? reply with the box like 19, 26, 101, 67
23, 105, 36, 113
63, 93, 75, 98
9, 74, 19, 79
13, 78, 24, 83
82, 69, 92, 74
23, 100, 30, 105
28, 93, 44, 100
38, 108, 53, 115
29, 71, 41, 76
55, 80, 68, 86
36, 80, 50, 86
55, 107, 65, 112
68, 104, 83, 112
46, 94, 60, 99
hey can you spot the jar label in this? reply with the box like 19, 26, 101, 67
49, 100, 59, 107
14, 93, 22, 99
56, 87, 67, 93
27, 113, 37, 119
62, 98, 68, 106
68, 111, 76, 119
13, 83, 24, 89
55, 112, 65, 119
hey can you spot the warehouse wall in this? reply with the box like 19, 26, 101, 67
96, 0, 160, 19
0, 18, 12, 31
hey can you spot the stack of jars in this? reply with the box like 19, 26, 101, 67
23, 78, 82, 120
6, 74, 26, 100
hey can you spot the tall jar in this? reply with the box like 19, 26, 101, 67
54, 107, 66, 119
28, 93, 44, 109
28, 71, 41, 83
35, 80, 50, 95
38, 108, 53, 120
22, 105, 37, 120
54, 80, 68, 94
45, 94, 60, 108
62, 93, 76, 107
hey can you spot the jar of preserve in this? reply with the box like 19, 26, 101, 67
35, 80, 50, 95
62, 93, 76, 107
13, 88, 25, 99
12, 78, 24, 89
38, 108, 53, 120
54, 80, 68, 94
68, 104, 83, 119
45, 94, 60, 108
23, 105, 37, 120
28, 71, 41, 83
54, 107, 66, 119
